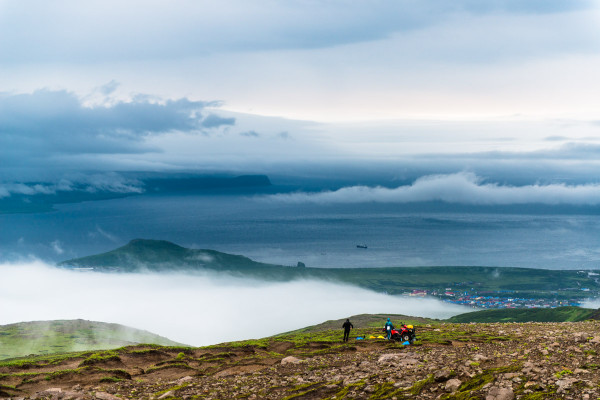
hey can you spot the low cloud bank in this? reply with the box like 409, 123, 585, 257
264, 172, 600, 206
0, 173, 143, 199
581, 299, 600, 309
0, 261, 467, 346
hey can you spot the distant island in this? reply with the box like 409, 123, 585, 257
59, 239, 600, 309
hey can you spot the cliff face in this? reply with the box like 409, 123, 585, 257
3, 320, 600, 399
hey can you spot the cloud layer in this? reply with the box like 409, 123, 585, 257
0, 262, 467, 346
0, 1, 592, 63
0, 173, 144, 199
0, 89, 235, 179
265, 172, 600, 206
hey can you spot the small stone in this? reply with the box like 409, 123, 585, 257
94, 392, 120, 400
158, 391, 174, 399
485, 386, 514, 400
281, 356, 302, 365
177, 376, 194, 384
556, 378, 577, 393
445, 379, 461, 393
574, 368, 590, 374
434, 368, 453, 382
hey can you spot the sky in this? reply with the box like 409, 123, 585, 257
1, 0, 600, 190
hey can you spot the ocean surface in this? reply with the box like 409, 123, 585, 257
1, 194, 600, 270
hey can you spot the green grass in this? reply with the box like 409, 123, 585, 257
0, 320, 185, 360
79, 351, 121, 366
447, 306, 596, 323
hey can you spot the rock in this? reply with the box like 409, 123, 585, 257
574, 368, 590, 374
378, 353, 400, 363
573, 332, 588, 343
473, 354, 488, 362
556, 378, 577, 393
434, 368, 453, 382
521, 361, 535, 374
158, 391, 174, 399
281, 356, 302, 365
94, 392, 120, 400
177, 376, 194, 384
445, 379, 461, 393
377, 353, 418, 365
589, 336, 600, 344
485, 386, 514, 400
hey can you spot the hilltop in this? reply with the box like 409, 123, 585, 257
58, 239, 283, 273
0, 320, 184, 361
59, 239, 600, 307
3, 317, 600, 399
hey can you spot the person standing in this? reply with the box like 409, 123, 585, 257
342, 319, 354, 342
384, 318, 394, 340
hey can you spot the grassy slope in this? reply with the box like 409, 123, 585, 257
2, 308, 597, 361
446, 306, 598, 323
0, 320, 185, 360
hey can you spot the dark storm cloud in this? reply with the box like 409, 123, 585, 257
0, 89, 234, 166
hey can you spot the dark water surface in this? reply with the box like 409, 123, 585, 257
1, 194, 599, 269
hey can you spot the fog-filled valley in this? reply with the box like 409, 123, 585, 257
0, 261, 467, 346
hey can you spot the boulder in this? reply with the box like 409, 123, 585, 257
485, 386, 514, 400
281, 356, 302, 365
445, 379, 462, 393
434, 368, 454, 382
95, 392, 120, 400
377, 353, 418, 365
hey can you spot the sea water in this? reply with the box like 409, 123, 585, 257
1, 194, 599, 270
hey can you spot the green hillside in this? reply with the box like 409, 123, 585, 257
0, 320, 185, 360
59, 239, 600, 303
59, 239, 285, 272
446, 306, 599, 323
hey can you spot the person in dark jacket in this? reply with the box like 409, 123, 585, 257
342, 319, 354, 342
